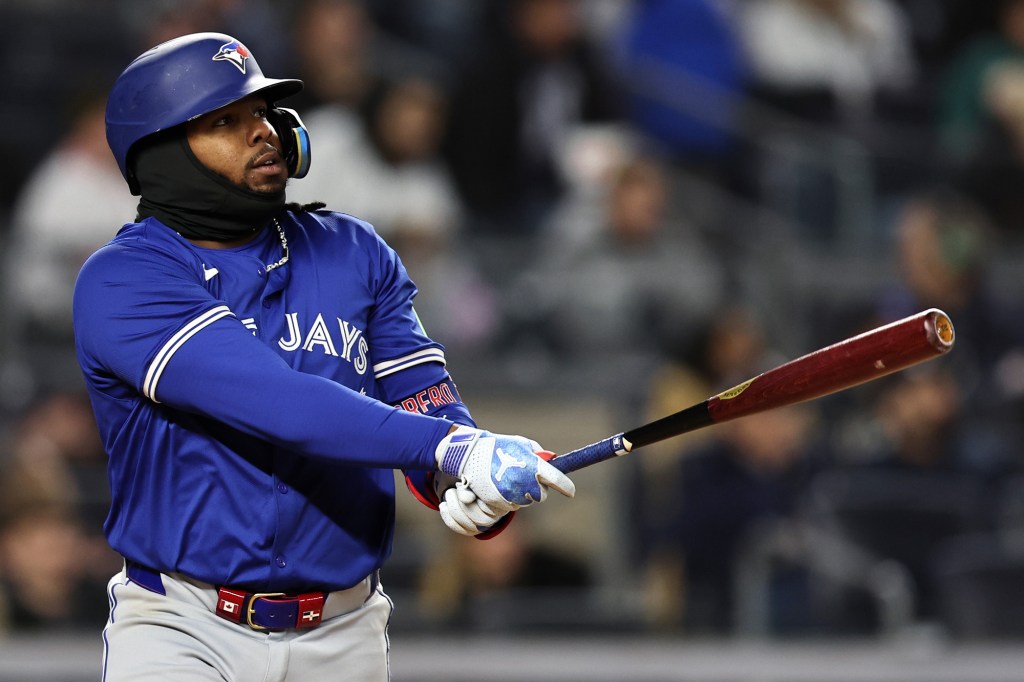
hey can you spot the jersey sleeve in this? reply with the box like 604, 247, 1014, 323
362, 227, 445, 384
342, 221, 483, 504
359, 225, 475, 425
73, 239, 449, 470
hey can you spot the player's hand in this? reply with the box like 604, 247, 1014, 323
435, 478, 508, 536
434, 426, 575, 530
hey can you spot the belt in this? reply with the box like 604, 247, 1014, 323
126, 561, 377, 631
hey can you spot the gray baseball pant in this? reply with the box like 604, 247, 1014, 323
101, 564, 393, 681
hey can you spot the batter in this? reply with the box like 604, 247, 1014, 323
75, 32, 575, 681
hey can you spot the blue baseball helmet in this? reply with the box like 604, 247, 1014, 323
106, 32, 303, 193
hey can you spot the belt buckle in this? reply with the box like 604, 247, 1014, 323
246, 592, 286, 631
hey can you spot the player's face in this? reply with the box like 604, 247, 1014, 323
185, 95, 287, 194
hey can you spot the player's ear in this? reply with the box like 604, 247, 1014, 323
267, 107, 311, 179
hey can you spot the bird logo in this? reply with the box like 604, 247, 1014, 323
212, 40, 250, 74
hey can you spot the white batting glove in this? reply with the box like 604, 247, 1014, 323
433, 472, 507, 536
434, 426, 575, 535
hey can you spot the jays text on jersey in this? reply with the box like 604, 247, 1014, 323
73, 207, 473, 592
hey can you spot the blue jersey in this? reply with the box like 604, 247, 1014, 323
72, 208, 472, 592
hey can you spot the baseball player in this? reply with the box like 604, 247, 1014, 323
74, 32, 575, 681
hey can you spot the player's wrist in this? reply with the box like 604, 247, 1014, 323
404, 470, 441, 510
434, 424, 485, 477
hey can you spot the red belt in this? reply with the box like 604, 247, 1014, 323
215, 587, 327, 630
125, 561, 372, 631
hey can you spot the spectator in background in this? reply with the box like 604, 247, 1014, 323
442, 0, 620, 235
282, 0, 384, 213
633, 307, 775, 539
5, 94, 137, 346
0, 391, 114, 557
0, 502, 109, 633
364, 0, 485, 67
737, 0, 917, 127
812, 364, 993, 624
735, 0, 918, 244
365, 77, 500, 354
289, 75, 498, 353
119, 0, 289, 66
532, 123, 642, 261
287, 0, 448, 113
0, 390, 118, 633
286, 0, 461, 233
940, 0, 1024, 161
897, 1, 1001, 85
292, 77, 461, 244
611, 0, 748, 187
940, 0, 1024, 232
847, 366, 968, 472
872, 188, 1024, 475
8, 391, 112, 534
288, 0, 377, 112
642, 404, 824, 634
416, 519, 591, 632
508, 153, 726, 365
630, 307, 822, 633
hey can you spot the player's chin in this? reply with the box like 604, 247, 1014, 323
246, 174, 288, 195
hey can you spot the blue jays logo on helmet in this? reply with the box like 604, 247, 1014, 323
212, 40, 250, 74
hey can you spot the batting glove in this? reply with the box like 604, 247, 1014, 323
433, 471, 507, 536
434, 426, 575, 535
406, 468, 514, 537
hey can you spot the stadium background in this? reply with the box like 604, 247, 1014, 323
2, 0, 1024, 679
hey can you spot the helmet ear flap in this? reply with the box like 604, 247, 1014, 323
125, 127, 181, 196
267, 107, 311, 179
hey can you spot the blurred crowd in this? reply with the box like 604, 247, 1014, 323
3, 0, 1024, 641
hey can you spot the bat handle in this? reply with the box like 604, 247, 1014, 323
550, 434, 631, 474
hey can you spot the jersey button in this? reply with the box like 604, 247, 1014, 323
263, 299, 272, 309
275, 555, 287, 568
257, 267, 266, 277
277, 482, 289, 494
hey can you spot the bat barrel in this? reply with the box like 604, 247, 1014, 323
707, 308, 955, 424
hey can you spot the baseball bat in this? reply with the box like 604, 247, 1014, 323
549, 308, 955, 474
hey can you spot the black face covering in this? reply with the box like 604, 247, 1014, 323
133, 127, 285, 242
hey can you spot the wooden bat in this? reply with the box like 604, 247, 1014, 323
549, 308, 955, 474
